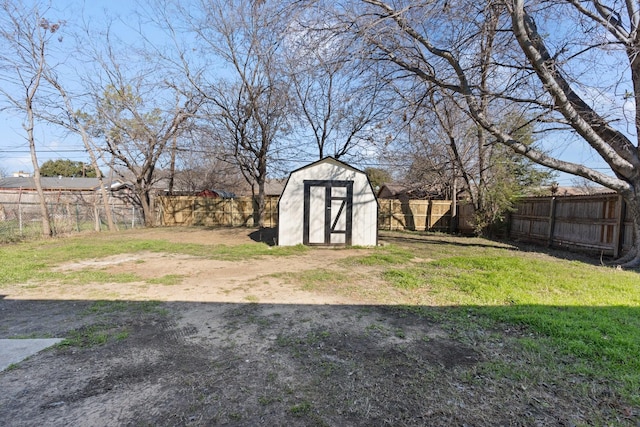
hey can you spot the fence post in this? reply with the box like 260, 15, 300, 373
613, 195, 625, 258
18, 188, 23, 233
229, 199, 236, 227
449, 199, 457, 233
18, 201, 23, 234
94, 204, 100, 232
388, 199, 393, 230
547, 197, 557, 247
390, 199, 393, 230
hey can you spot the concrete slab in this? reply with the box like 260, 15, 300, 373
0, 338, 63, 371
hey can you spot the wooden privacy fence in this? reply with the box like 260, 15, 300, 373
510, 194, 633, 257
378, 199, 468, 232
158, 196, 279, 228
158, 196, 469, 233
158, 193, 633, 257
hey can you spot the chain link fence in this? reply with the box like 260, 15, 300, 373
0, 191, 144, 243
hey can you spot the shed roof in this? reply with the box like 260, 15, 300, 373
290, 156, 366, 176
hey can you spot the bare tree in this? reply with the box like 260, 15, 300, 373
87, 80, 200, 227
1, 1, 120, 233
0, 0, 63, 237
176, 0, 292, 227
348, 0, 640, 265
282, 10, 389, 161
171, 127, 247, 193
42, 73, 118, 231
399, 94, 553, 235
72, 20, 203, 228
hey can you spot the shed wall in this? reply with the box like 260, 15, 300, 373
278, 161, 377, 246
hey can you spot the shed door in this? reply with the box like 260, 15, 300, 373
303, 180, 353, 246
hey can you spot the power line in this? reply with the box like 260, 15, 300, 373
0, 147, 617, 172
0, 149, 87, 153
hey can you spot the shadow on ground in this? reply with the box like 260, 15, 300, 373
1, 297, 636, 426
248, 227, 278, 246
379, 230, 617, 267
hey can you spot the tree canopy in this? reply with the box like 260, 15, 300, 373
346, 0, 640, 265
40, 159, 97, 177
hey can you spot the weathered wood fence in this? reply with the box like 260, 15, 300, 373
157, 193, 633, 256
510, 194, 633, 257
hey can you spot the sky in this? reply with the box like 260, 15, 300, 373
0, 0, 629, 188
0, 0, 146, 177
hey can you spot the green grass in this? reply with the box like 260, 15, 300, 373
147, 274, 184, 286
289, 401, 313, 417
382, 268, 423, 289
339, 233, 640, 404
5, 363, 20, 371
0, 234, 308, 287
200, 242, 309, 260
269, 268, 355, 297
343, 244, 415, 266
363, 242, 640, 405
0, 221, 45, 244
58, 324, 129, 348
83, 300, 167, 316
426, 255, 640, 305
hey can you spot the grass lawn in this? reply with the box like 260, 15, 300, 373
299, 231, 640, 408
1, 227, 638, 414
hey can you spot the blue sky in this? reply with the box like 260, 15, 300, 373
0, 0, 140, 176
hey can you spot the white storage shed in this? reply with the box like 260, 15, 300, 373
278, 157, 378, 246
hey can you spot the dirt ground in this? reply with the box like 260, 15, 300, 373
0, 228, 633, 426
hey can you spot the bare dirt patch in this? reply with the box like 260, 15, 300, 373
0, 228, 632, 426
31, 235, 370, 305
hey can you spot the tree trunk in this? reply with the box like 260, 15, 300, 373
30, 154, 52, 238
256, 178, 266, 228
254, 150, 268, 228
168, 133, 177, 194
255, 195, 265, 228
94, 165, 117, 231
615, 192, 640, 267
26, 102, 52, 238
50, 80, 118, 232
140, 190, 155, 227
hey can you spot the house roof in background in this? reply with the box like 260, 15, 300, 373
263, 179, 286, 196
233, 178, 286, 197
550, 186, 613, 196
377, 183, 438, 199
525, 185, 614, 197
0, 177, 122, 191
377, 183, 408, 198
